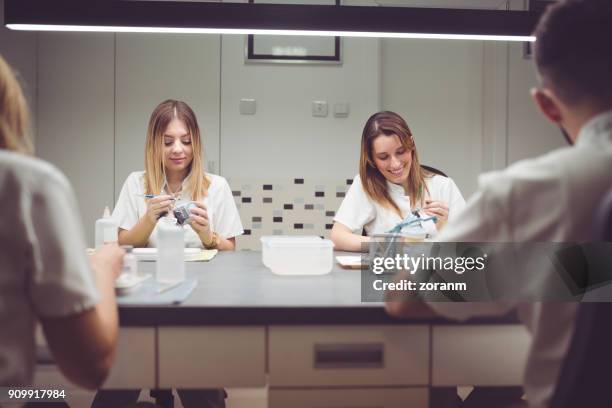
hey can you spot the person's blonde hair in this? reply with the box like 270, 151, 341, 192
144, 100, 210, 200
359, 111, 430, 217
0, 54, 33, 154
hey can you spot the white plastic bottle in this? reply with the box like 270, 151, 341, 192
95, 206, 118, 249
156, 217, 185, 284
121, 245, 138, 277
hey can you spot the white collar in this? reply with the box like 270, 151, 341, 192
386, 180, 406, 196
163, 171, 192, 196
576, 109, 612, 148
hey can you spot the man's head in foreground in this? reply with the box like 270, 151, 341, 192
531, 0, 612, 143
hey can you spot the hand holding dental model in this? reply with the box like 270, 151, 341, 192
181, 201, 218, 248
422, 200, 449, 230
144, 194, 175, 225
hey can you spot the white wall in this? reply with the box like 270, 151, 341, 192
36, 33, 116, 246
220, 35, 380, 180
381, 38, 485, 198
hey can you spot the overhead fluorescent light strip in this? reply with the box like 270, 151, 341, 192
5, 0, 540, 42
5, 24, 536, 42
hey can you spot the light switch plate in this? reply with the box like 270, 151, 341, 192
333, 102, 350, 118
240, 98, 256, 115
312, 101, 328, 118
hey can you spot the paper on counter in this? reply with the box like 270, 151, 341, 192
133, 248, 218, 262
336, 255, 363, 269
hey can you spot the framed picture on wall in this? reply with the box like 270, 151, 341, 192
246, 0, 342, 64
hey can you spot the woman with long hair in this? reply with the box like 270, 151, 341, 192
113, 99, 243, 250
331, 111, 466, 251
93, 99, 238, 407
0, 54, 123, 390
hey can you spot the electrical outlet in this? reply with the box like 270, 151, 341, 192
312, 101, 328, 117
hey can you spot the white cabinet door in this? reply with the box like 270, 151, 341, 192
103, 327, 156, 388
432, 324, 530, 386
158, 326, 266, 388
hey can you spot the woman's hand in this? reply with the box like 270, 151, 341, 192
90, 243, 125, 280
423, 200, 450, 231
189, 201, 213, 243
144, 195, 174, 225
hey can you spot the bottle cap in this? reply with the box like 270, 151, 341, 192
121, 245, 134, 253
103, 206, 111, 218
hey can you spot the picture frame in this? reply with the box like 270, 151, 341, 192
245, 0, 342, 65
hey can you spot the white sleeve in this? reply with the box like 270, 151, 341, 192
112, 173, 142, 231
26, 167, 99, 318
212, 178, 244, 239
333, 176, 376, 234
444, 177, 466, 222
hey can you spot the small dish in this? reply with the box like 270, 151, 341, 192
115, 273, 151, 291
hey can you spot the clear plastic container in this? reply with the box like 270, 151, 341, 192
260, 235, 322, 268
261, 236, 334, 275
156, 218, 185, 284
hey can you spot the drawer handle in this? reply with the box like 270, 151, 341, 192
314, 343, 384, 369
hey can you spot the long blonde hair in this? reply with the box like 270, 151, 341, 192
144, 100, 210, 200
0, 55, 33, 154
359, 111, 430, 216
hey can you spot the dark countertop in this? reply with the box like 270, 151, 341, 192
119, 251, 519, 326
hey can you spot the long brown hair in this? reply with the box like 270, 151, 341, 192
359, 111, 429, 216
144, 100, 210, 200
0, 55, 33, 154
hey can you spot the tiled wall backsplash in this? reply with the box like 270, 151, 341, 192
226, 178, 354, 250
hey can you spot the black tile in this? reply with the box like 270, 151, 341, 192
346, 179, 353, 185
283, 204, 294, 210
325, 211, 335, 217
336, 192, 346, 198
315, 191, 325, 197
305, 204, 314, 210
273, 217, 283, 222
252, 216, 262, 222
242, 197, 252, 203
325, 224, 333, 230
294, 178, 304, 184
244, 229, 251, 235
294, 223, 304, 229
263, 184, 273, 190
263, 197, 273, 203
232, 190, 241, 197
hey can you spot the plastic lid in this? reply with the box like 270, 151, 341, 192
121, 245, 134, 253
260, 235, 322, 243
267, 239, 334, 248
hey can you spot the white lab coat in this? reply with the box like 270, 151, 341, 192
113, 171, 243, 248
334, 173, 466, 237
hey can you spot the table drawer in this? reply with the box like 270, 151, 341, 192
158, 326, 266, 388
269, 325, 429, 387
432, 325, 530, 386
269, 387, 428, 408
